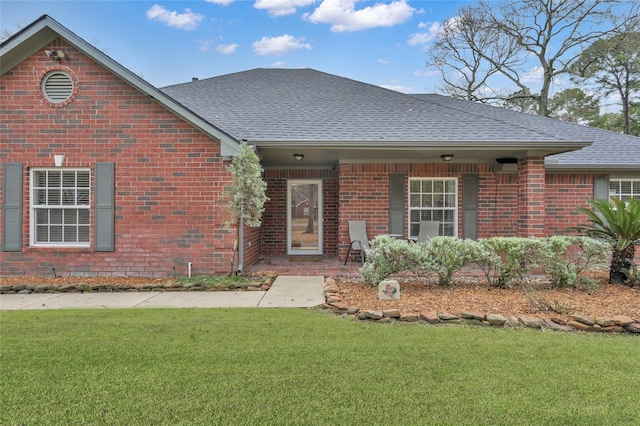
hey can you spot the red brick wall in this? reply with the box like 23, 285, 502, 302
1, 39, 236, 277
262, 169, 338, 256
517, 157, 546, 237
545, 173, 600, 234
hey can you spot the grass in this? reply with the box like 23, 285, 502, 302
1, 309, 639, 425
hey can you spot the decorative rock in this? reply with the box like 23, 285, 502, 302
400, 314, 419, 322
326, 295, 341, 303
505, 317, 521, 328
600, 326, 624, 333
34, 284, 49, 293
378, 280, 400, 300
625, 323, 640, 333
464, 319, 490, 327
324, 277, 337, 288
485, 314, 506, 326
346, 306, 360, 315
543, 319, 575, 332
595, 317, 615, 327
567, 320, 592, 331
571, 314, 595, 326
462, 311, 484, 321
611, 315, 635, 326
324, 283, 339, 294
364, 310, 384, 320
520, 316, 546, 329
419, 311, 440, 324
329, 302, 349, 312
246, 286, 261, 291
383, 309, 401, 318
17, 289, 32, 294
438, 313, 459, 321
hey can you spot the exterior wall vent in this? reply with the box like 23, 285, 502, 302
42, 71, 74, 103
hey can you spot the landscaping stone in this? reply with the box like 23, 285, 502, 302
400, 313, 419, 322
611, 315, 635, 326
438, 313, 459, 321
378, 280, 400, 300
625, 323, 640, 333
567, 320, 593, 331
365, 310, 384, 320
520, 316, 546, 329
485, 314, 506, 326
571, 314, 595, 326
595, 317, 615, 327
462, 311, 484, 321
419, 311, 440, 324
543, 319, 575, 332
346, 306, 360, 315
505, 317, 521, 328
383, 309, 401, 318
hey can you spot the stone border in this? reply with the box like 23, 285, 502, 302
321, 278, 640, 334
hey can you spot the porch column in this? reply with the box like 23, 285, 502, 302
517, 156, 546, 237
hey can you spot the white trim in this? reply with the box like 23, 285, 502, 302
408, 177, 458, 239
30, 168, 91, 247
609, 178, 640, 201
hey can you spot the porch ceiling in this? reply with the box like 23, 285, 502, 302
254, 144, 574, 168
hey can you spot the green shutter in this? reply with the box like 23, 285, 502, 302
389, 174, 405, 237
2, 162, 23, 251
462, 174, 478, 240
593, 177, 609, 200
95, 162, 115, 251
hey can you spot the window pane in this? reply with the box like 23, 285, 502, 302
422, 194, 432, 207
79, 226, 90, 242
420, 211, 433, 221
64, 226, 77, 242
64, 209, 78, 224
78, 189, 90, 205
36, 226, 48, 242
444, 210, 454, 222
445, 194, 456, 207
433, 211, 444, 222
79, 210, 90, 224
621, 181, 632, 194
422, 180, 432, 193
35, 189, 47, 205
35, 171, 47, 187
433, 181, 443, 193
443, 223, 454, 236
36, 209, 49, 224
445, 180, 456, 193
62, 189, 76, 205
50, 209, 63, 224
410, 180, 421, 193
410, 210, 421, 222
48, 189, 61, 205
48, 171, 61, 188
50, 226, 63, 242
409, 194, 420, 207
63, 171, 76, 187
78, 172, 90, 187
434, 194, 444, 207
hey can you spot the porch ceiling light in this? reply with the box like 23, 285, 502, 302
440, 154, 454, 162
293, 153, 304, 161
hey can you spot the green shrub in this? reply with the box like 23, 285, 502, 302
360, 235, 428, 286
476, 237, 542, 288
541, 236, 609, 288
423, 237, 479, 286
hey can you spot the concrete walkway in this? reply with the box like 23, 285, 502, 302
0, 276, 325, 311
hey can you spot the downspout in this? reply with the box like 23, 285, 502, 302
237, 208, 244, 275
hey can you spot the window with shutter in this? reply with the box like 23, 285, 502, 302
31, 169, 90, 246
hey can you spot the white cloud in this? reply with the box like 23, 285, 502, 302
378, 58, 390, 64
407, 21, 441, 46
146, 4, 204, 31
197, 40, 213, 52
271, 61, 286, 67
206, 0, 235, 5
254, 0, 316, 17
304, 0, 414, 32
216, 43, 239, 54
522, 66, 543, 84
380, 84, 415, 93
252, 34, 312, 55
413, 69, 440, 77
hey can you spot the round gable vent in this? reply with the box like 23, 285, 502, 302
41, 71, 74, 103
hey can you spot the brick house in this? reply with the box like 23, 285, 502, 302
2, 15, 639, 277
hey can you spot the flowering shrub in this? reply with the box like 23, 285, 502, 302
360, 235, 428, 286
476, 237, 542, 288
423, 237, 479, 286
541, 236, 608, 288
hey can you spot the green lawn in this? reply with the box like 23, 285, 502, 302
1, 309, 638, 425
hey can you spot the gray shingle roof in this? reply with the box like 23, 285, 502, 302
161, 68, 639, 169
414, 94, 640, 169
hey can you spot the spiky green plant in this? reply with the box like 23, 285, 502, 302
568, 198, 640, 285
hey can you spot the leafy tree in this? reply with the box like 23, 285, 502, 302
427, 0, 638, 116
502, 88, 539, 114
571, 32, 640, 134
548, 88, 600, 124
225, 143, 268, 275
568, 198, 640, 285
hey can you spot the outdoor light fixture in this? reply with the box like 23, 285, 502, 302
293, 153, 304, 161
441, 154, 454, 162
44, 50, 66, 61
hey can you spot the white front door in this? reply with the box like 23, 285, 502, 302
287, 180, 323, 255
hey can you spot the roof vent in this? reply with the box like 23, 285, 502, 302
192, 77, 199, 82
42, 71, 74, 103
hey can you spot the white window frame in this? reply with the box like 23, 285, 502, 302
609, 179, 640, 201
30, 168, 91, 247
408, 177, 458, 239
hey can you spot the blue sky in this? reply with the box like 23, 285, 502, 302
2, 0, 473, 92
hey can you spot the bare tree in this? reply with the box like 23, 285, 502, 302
427, 0, 640, 116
